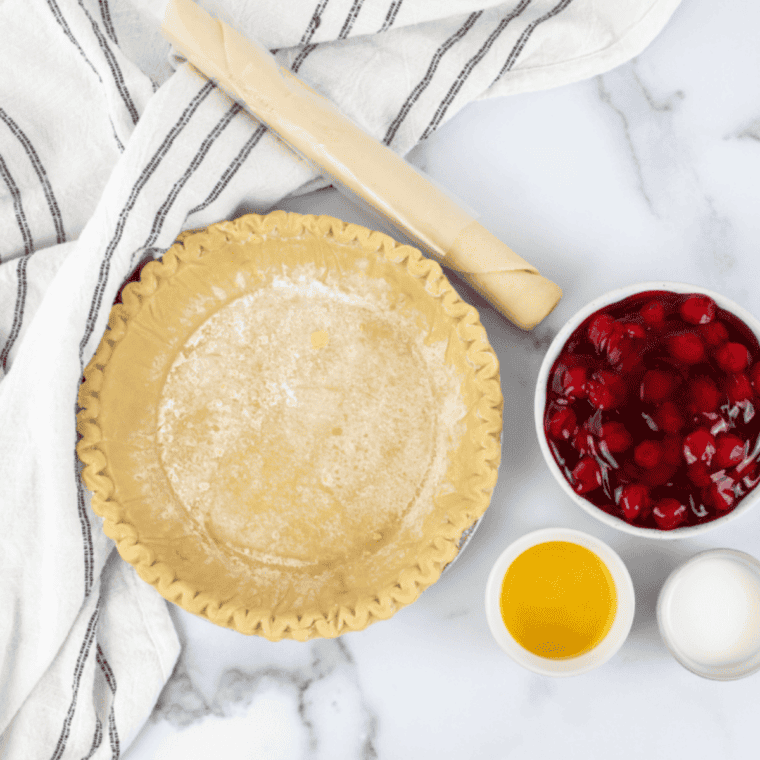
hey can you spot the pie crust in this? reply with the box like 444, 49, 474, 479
77, 212, 502, 641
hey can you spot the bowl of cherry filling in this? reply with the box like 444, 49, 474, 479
535, 283, 760, 537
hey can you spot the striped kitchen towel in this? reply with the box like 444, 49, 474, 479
0, 0, 681, 756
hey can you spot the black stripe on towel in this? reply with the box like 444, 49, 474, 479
338, 0, 366, 39
0, 105, 66, 369
291, 43, 318, 73
420, 0, 532, 140
492, 0, 576, 83
188, 122, 268, 215
107, 707, 120, 760
0, 154, 34, 372
81, 718, 103, 760
300, 0, 332, 44
0, 106, 66, 244
75, 0, 140, 125
99, 0, 118, 46
0, 155, 33, 257
383, 11, 483, 146
380, 0, 404, 32
0, 258, 30, 373
141, 103, 243, 248
74, 440, 95, 597
96, 644, 120, 760
46, 0, 101, 79
110, 122, 126, 153
45, 0, 128, 149
50, 600, 102, 760
291, 0, 332, 72
78, 80, 216, 361
292, 0, 368, 74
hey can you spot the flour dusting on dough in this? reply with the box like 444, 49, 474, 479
156, 264, 466, 572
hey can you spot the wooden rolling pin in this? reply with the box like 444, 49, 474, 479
161, 0, 562, 329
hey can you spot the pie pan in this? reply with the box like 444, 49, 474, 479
77, 211, 503, 640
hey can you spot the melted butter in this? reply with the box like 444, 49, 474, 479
500, 541, 617, 659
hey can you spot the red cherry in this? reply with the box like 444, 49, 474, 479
683, 429, 716, 466
547, 407, 577, 441
623, 323, 646, 340
703, 477, 736, 512
668, 332, 705, 365
687, 462, 712, 488
553, 352, 584, 374
714, 433, 746, 469
599, 422, 632, 453
587, 371, 626, 410
641, 299, 666, 327
587, 383, 613, 410
680, 295, 716, 325
562, 367, 587, 399
604, 323, 624, 362
653, 498, 687, 529
655, 401, 684, 433
699, 321, 729, 346
588, 314, 617, 353
715, 342, 750, 373
561, 367, 588, 399
571, 457, 602, 494
725, 373, 754, 404
620, 484, 651, 522
634, 440, 663, 469
689, 377, 721, 413
640, 369, 678, 403
606, 322, 646, 368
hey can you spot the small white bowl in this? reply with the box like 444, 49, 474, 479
485, 528, 635, 676
534, 282, 760, 539
657, 549, 760, 680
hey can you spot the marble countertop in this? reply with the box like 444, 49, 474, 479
124, 1, 760, 757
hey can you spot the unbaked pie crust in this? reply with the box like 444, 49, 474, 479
77, 212, 502, 640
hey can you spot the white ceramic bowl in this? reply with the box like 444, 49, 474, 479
485, 528, 635, 677
657, 548, 760, 680
534, 282, 760, 539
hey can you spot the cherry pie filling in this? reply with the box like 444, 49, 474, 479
544, 291, 760, 530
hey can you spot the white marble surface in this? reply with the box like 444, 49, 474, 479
124, 1, 760, 757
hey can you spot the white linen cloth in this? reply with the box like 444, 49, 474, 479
0, 0, 682, 756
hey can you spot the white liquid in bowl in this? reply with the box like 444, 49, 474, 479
658, 550, 760, 679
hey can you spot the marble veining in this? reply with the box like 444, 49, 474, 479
597, 61, 738, 287
596, 65, 671, 215
735, 120, 760, 142
135, 628, 379, 760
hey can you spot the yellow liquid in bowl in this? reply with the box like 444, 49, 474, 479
500, 541, 618, 659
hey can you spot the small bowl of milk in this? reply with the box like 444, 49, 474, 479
657, 549, 760, 680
